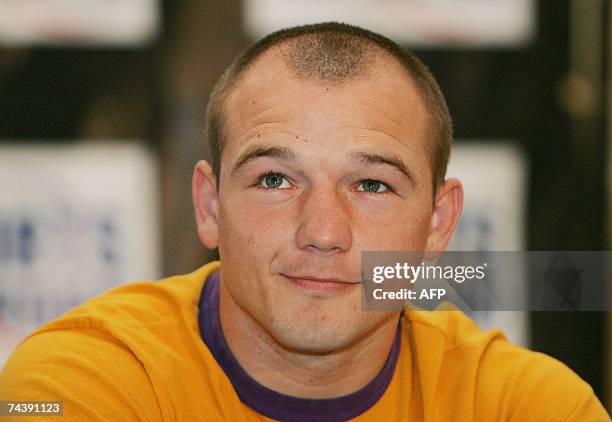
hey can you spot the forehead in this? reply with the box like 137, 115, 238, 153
222, 47, 429, 162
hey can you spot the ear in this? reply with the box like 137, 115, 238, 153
192, 160, 219, 249
425, 178, 463, 255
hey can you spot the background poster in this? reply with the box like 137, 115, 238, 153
0, 0, 159, 46
245, 0, 536, 47
447, 142, 528, 346
0, 142, 161, 365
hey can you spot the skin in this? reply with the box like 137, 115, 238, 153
193, 47, 463, 399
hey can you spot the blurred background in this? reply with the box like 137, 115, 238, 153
0, 0, 609, 412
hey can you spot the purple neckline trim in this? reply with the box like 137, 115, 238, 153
198, 272, 401, 422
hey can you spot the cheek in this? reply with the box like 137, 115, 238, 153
217, 196, 295, 258
354, 204, 431, 250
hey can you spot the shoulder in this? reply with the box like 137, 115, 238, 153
35, 261, 219, 334
402, 309, 609, 421
0, 261, 222, 420
478, 342, 609, 421
474, 336, 609, 420
0, 327, 162, 420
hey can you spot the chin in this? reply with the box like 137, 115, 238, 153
273, 329, 353, 354
266, 312, 377, 355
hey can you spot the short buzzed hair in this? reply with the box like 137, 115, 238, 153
205, 22, 452, 195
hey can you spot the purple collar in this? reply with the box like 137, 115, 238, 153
198, 271, 401, 422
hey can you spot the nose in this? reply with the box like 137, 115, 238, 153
295, 185, 353, 254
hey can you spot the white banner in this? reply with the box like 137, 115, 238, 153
447, 142, 528, 346
0, 0, 159, 46
0, 142, 161, 365
245, 0, 535, 48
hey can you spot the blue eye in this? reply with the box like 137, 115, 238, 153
357, 180, 389, 193
259, 173, 290, 189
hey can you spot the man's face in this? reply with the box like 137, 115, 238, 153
208, 52, 441, 353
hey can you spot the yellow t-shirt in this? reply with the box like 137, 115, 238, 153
0, 261, 609, 421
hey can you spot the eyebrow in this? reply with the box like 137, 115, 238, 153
230, 145, 414, 183
231, 146, 296, 175
350, 151, 414, 183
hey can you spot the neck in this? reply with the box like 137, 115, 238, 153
219, 279, 400, 399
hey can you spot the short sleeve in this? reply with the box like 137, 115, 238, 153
0, 328, 163, 422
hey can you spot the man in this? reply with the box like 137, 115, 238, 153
1, 22, 609, 421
